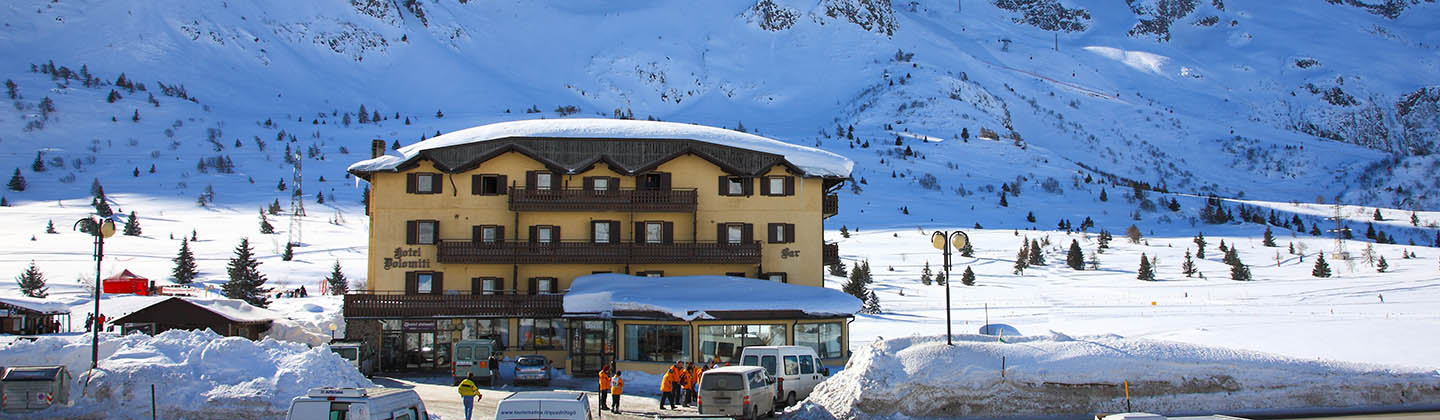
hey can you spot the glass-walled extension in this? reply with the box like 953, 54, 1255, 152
613, 316, 850, 375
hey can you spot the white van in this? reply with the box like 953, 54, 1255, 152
738, 346, 829, 408
494, 391, 591, 420
286, 387, 427, 420
697, 366, 776, 420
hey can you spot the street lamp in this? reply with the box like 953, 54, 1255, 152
929, 229, 969, 346
73, 215, 117, 371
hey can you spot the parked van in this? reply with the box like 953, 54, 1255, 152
697, 366, 776, 420
286, 387, 427, 420
0, 366, 72, 414
453, 339, 497, 385
494, 391, 591, 420
738, 346, 829, 408
329, 340, 376, 378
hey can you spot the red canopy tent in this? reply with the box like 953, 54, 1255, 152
103, 269, 152, 296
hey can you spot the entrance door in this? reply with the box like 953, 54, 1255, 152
568, 320, 613, 376
404, 332, 437, 370
381, 333, 403, 372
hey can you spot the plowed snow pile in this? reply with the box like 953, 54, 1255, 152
0, 329, 372, 419
796, 333, 1440, 419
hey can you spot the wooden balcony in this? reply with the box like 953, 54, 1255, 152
823, 242, 840, 266
343, 293, 564, 318
823, 194, 838, 218
509, 187, 697, 212
437, 240, 762, 265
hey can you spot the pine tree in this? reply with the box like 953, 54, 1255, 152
45, 220, 56, 234
1137, 253, 1156, 281
316, 191, 325, 204
860, 260, 873, 284
959, 243, 974, 257
1013, 241, 1030, 275
259, 209, 275, 234
1181, 250, 1197, 277
1373, 209, 1384, 221
223, 238, 272, 308
1099, 188, 1108, 202
15, 262, 47, 298
999, 192, 1008, 207
1087, 251, 1101, 270
1309, 253, 1329, 278
1028, 239, 1046, 265
1026, 211, 1036, 223
172, 238, 198, 284
862, 290, 881, 314
840, 225, 850, 238
1411, 211, 1420, 227
7, 168, 25, 192
960, 266, 976, 286
325, 260, 349, 295
1311, 225, 1322, 236
191, 229, 198, 241
842, 262, 871, 302
1218, 240, 1228, 254
1223, 246, 1239, 266
123, 211, 141, 236
827, 262, 847, 277
1194, 233, 1207, 259
1097, 229, 1112, 250
1066, 240, 1084, 270
920, 261, 933, 285
31, 152, 44, 173
1376, 256, 1389, 273
1230, 260, 1252, 281
282, 242, 295, 261
1262, 227, 1276, 247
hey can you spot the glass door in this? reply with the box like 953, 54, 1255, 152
404, 332, 438, 370
568, 320, 613, 375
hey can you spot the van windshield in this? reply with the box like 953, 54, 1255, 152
701, 373, 745, 391
333, 348, 358, 361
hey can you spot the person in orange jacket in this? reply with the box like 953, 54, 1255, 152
685, 361, 701, 407
610, 370, 624, 413
598, 365, 612, 411
660, 365, 678, 409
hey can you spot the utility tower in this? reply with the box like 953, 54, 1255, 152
1328, 203, 1349, 260
288, 149, 305, 247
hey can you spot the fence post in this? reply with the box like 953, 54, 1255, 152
151, 383, 157, 420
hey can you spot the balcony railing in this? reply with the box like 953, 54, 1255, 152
823, 194, 838, 218
437, 240, 762, 265
823, 242, 840, 266
343, 293, 564, 318
509, 187, 697, 212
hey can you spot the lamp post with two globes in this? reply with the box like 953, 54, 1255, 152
929, 230, 969, 346
74, 215, 117, 371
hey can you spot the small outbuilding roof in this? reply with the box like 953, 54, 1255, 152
103, 269, 148, 282
563, 274, 860, 321
109, 296, 280, 324
349, 118, 853, 178
0, 296, 70, 315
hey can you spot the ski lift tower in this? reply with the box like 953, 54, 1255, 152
1327, 203, 1349, 261
288, 149, 306, 247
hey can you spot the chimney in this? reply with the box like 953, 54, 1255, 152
371, 139, 387, 159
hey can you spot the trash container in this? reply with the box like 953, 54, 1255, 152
1, 365, 71, 413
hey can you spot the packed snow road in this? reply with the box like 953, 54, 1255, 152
376, 376, 691, 420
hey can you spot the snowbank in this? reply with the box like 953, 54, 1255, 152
565, 274, 861, 320
0, 329, 372, 419
796, 333, 1440, 419
348, 118, 854, 177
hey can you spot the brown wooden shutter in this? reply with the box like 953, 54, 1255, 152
552, 226, 561, 243
472, 175, 484, 195
529, 226, 538, 243
405, 272, 418, 295
527, 278, 538, 295
767, 223, 779, 243
663, 222, 674, 244
428, 174, 442, 194
583, 177, 594, 191
473, 225, 485, 244
760, 177, 772, 195
550, 172, 562, 190
496, 225, 506, 241
785, 224, 796, 243
431, 220, 439, 244
609, 221, 621, 243
785, 176, 795, 196
742, 177, 754, 196
742, 223, 753, 244
718, 176, 729, 196
471, 277, 484, 294
717, 223, 727, 245
497, 175, 508, 195
634, 222, 645, 243
526, 171, 537, 190
406, 174, 418, 193
406, 221, 418, 244
660, 173, 672, 191
432, 272, 444, 294
609, 177, 620, 191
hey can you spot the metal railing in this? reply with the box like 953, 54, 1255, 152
823, 243, 840, 266
508, 187, 698, 212
437, 240, 762, 265
823, 194, 839, 218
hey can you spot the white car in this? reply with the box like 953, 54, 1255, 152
738, 346, 829, 408
286, 387, 428, 420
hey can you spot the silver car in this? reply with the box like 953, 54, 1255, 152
513, 355, 551, 386
698, 366, 776, 420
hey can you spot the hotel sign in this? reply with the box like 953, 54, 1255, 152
780, 247, 800, 259
402, 320, 436, 331
384, 247, 432, 270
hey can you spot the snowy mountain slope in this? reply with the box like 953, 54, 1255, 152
0, 0, 1438, 374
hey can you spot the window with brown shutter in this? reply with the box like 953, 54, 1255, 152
784, 176, 795, 196
762, 272, 788, 283
592, 220, 620, 244
719, 176, 751, 196
407, 220, 438, 245
409, 173, 441, 194
405, 272, 419, 294
473, 225, 502, 244
768, 223, 796, 244
784, 223, 796, 243
471, 174, 506, 195
663, 221, 674, 244
609, 221, 621, 244
741, 223, 753, 244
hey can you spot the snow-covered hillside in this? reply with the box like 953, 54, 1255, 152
0, 0, 1439, 383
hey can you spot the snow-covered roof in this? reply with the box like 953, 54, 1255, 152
108, 296, 281, 324
0, 295, 71, 314
348, 118, 853, 178
563, 274, 860, 321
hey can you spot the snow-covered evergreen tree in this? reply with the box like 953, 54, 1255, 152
960, 266, 976, 286
123, 211, 141, 236
7, 168, 25, 191
325, 260, 349, 295
172, 238, 198, 284
224, 238, 271, 308
15, 262, 47, 298
1137, 253, 1156, 281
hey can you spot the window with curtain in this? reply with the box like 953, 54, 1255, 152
698, 324, 787, 363
624, 324, 689, 363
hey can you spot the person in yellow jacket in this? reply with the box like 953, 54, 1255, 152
457, 373, 482, 420
610, 370, 625, 414
598, 365, 612, 411
660, 367, 678, 409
